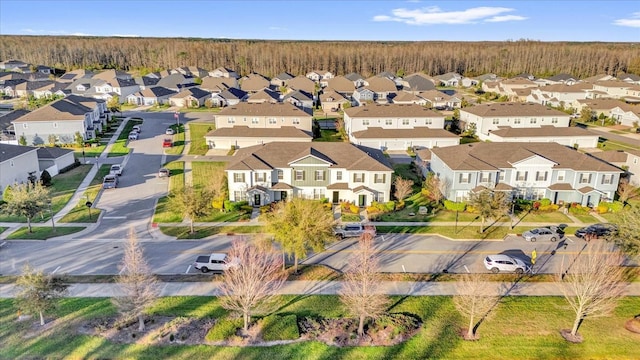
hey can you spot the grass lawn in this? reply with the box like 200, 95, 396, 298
188, 123, 215, 155
0, 165, 92, 222
516, 211, 572, 224
393, 163, 423, 189
5, 226, 85, 240
153, 162, 188, 223
314, 129, 344, 142
191, 161, 226, 189
159, 225, 263, 239
598, 212, 618, 222
0, 296, 638, 359
107, 118, 143, 158
429, 210, 483, 222
74, 144, 106, 160
58, 164, 112, 223
598, 138, 640, 151
571, 213, 599, 224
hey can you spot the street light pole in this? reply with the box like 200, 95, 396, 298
49, 201, 55, 232
511, 200, 516, 229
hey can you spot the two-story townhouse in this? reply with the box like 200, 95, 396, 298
206, 102, 313, 150
0, 144, 40, 195
362, 76, 397, 104
11, 95, 106, 145
343, 104, 458, 150
460, 102, 570, 141
283, 90, 314, 111
572, 99, 629, 119
225, 142, 393, 207
318, 90, 351, 113
592, 149, 640, 186
14, 80, 56, 99
209, 67, 239, 79
344, 73, 366, 88
126, 86, 177, 106
489, 78, 539, 98
527, 83, 593, 107
430, 142, 622, 206
592, 80, 633, 99
486, 126, 599, 148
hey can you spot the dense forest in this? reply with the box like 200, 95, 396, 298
1, 36, 639, 79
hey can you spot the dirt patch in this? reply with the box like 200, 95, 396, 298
624, 317, 640, 334
560, 329, 583, 343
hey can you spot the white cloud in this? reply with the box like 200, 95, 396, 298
613, 12, 640, 28
485, 15, 527, 23
111, 34, 140, 37
373, 6, 526, 25
69, 32, 94, 36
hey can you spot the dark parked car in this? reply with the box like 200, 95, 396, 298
575, 223, 618, 239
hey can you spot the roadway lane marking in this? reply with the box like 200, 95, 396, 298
185, 265, 191, 274
119, 266, 127, 275
103, 216, 127, 219
51, 266, 61, 274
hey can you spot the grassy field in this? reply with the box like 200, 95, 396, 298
315, 129, 343, 142
191, 161, 226, 189
571, 213, 599, 224
5, 226, 86, 240
152, 162, 185, 223
58, 164, 111, 223
107, 118, 143, 158
0, 165, 92, 222
188, 123, 214, 155
0, 296, 638, 359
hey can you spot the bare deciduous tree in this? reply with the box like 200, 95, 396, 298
617, 179, 640, 204
394, 177, 414, 202
15, 263, 68, 326
611, 204, 640, 256
467, 190, 509, 233
423, 173, 450, 204
556, 242, 626, 341
339, 233, 389, 337
453, 273, 500, 340
219, 239, 286, 332
113, 229, 159, 331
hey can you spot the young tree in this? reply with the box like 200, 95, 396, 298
262, 198, 335, 273
18, 135, 27, 146
467, 190, 509, 233
616, 179, 640, 205
611, 204, 640, 256
15, 263, 68, 326
74, 131, 84, 148
219, 239, 286, 332
423, 173, 450, 204
556, 242, 626, 341
168, 186, 213, 233
107, 95, 121, 113
339, 233, 389, 337
453, 273, 500, 340
2, 182, 50, 233
113, 229, 159, 331
393, 177, 414, 202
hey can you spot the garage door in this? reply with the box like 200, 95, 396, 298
384, 140, 406, 150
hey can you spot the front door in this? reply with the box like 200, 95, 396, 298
332, 191, 339, 204
358, 194, 366, 207
254, 194, 261, 206
281, 191, 287, 201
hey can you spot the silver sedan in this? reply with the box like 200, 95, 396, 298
522, 227, 559, 242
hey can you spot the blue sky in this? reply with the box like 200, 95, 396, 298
1, 0, 639, 41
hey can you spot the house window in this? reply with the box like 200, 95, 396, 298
293, 118, 300, 124
385, 119, 392, 125
499, 171, 505, 182
530, 118, 537, 124
277, 170, 284, 180
601, 174, 613, 184
374, 174, 386, 183
557, 171, 565, 181
295, 170, 304, 181
579, 173, 592, 184
354, 173, 364, 182
492, 119, 499, 125
234, 191, 246, 201
10, 160, 14, 167
315, 170, 325, 181
336, 171, 343, 181
227, 117, 235, 124
378, 193, 384, 202
268, 118, 277, 124
514, 119, 521, 124
363, 119, 370, 126
251, 118, 259, 124
480, 172, 490, 183
459, 173, 470, 184
551, 118, 558, 124
313, 189, 325, 200
233, 173, 245, 183
425, 118, 432, 125
535, 171, 548, 181
633, 158, 638, 165
255, 173, 265, 182
516, 171, 527, 181
23, 123, 28, 129
53, 122, 58, 128
402, 119, 410, 125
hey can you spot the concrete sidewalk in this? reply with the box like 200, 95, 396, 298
1, 280, 640, 298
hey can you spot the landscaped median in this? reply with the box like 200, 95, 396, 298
58, 164, 111, 223
107, 117, 143, 157
5, 226, 86, 240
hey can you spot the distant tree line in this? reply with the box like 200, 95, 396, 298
1, 36, 639, 78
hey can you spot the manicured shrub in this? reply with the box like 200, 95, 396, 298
349, 204, 359, 214
385, 201, 396, 212
568, 203, 589, 215
205, 317, 243, 341
444, 200, 466, 212
538, 204, 559, 212
212, 199, 224, 210
539, 198, 552, 207
39, 170, 52, 186
597, 201, 624, 213
261, 314, 299, 341
240, 205, 253, 213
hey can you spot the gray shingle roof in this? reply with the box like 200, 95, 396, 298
36, 146, 74, 159
0, 143, 37, 162
344, 103, 442, 118
461, 102, 568, 117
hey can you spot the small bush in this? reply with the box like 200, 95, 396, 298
385, 201, 396, 212
240, 205, 253, 213
260, 205, 271, 214
212, 199, 224, 210
539, 198, 551, 207
225, 201, 250, 212
444, 200, 466, 212
538, 204, 559, 212
465, 205, 478, 213
349, 204, 359, 214
568, 203, 589, 215
205, 317, 243, 341
261, 314, 299, 341
40, 170, 52, 186
597, 201, 624, 213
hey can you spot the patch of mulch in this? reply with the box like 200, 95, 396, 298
560, 329, 583, 343
624, 317, 640, 334
458, 327, 480, 341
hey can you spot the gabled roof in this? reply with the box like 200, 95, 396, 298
393, 91, 423, 103
273, 72, 294, 81
364, 76, 397, 92
286, 75, 315, 93
157, 73, 194, 89
36, 146, 74, 159
13, 95, 102, 122
490, 126, 594, 138
403, 74, 436, 92
0, 143, 38, 162
205, 126, 311, 139
344, 103, 442, 118
217, 102, 312, 117
324, 76, 355, 93
431, 142, 622, 172
546, 73, 576, 82
240, 73, 270, 92
135, 76, 160, 87
214, 87, 247, 100
537, 83, 593, 93
319, 90, 348, 102
352, 127, 458, 139
247, 88, 280, 102
226, 142, 392, 172
135, 86, 177, 98
590, 150, 630, 164
200, 76, 237, 91
92, 69, 131, 82
283, 89, 313, 102
593, 80, 633, 88
170, 87, 210, 99
344, 73, 364, 81
461, 102, 568, 117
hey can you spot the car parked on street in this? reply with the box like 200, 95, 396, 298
102, 174, 118, 189
483, 254, 526, 274
128, 131, 139, 140
193, 253, 239, 273
158, 167, 170, 178
109, 164, 123, 176
165, 128, 175, 135
132, 125, 142, 133
522, 227, 559, 242
333, 223, 376, 239
575, 223, 618, 239
162, 138, 172, 147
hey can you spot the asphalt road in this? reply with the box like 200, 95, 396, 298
587, 128, 640, 148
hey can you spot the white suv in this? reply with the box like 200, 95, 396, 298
483, 254, 526, 274
193, 253, 239, 273
333, 223, 376, 239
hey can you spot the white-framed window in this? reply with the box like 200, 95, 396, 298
336, 171, 343, 181
385, 119, 392, 125
233, 173, 245, 183
23, 123, 28, 129
374, 173, 386, 183
354, 173, 364, 182
295, 170, 304, 181
459, 173, 470, 184
268, 118, 277, 124
530, 118, 537, 124
601, 174, 613, 184
293, 118, 300, 124
516, 171, 527, 181
402, 119, 410, 125
535, 171, 548, 181
315, 170, 325, 181
514, 119, 521, 124
533, 189, 545, 200
499, 171, 505, 182
227, 117, 235, 124
425, 118, 432, 125
313, 189, 325, 200
251, 117, 259, 124
255, 172, 265, 182
551, 117, 558, 124
277, 170, 284, 180
492, 119, 499, 125
480, 172, 490, 182
377, 193, 384, 202
557, 171, 565, 181
579, 173, 592, 184
53, 122, 58, 128
363, 119, 370, 126
234, 191, 247, 201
